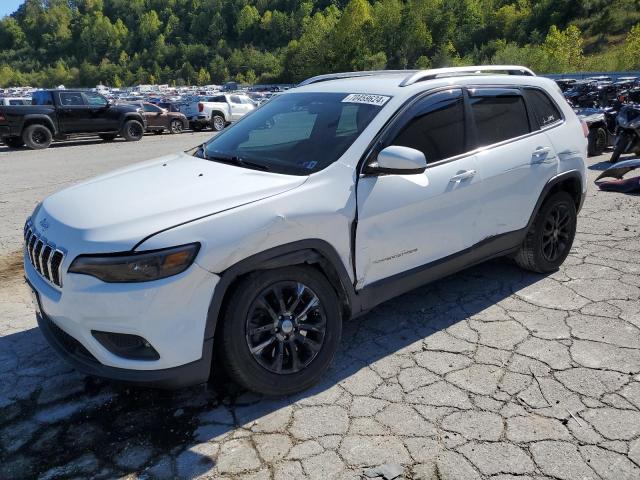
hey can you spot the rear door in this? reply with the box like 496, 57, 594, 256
57, 92, 89, 133
468, 87, 559, 240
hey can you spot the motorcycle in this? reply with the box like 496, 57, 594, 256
576, 105, 619, 156
611, 104, 640, 163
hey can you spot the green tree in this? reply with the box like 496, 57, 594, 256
621, 23, 640, 70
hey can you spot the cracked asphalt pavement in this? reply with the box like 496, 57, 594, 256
1, 139, 639, 479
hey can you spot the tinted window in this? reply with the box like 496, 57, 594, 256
213, 95, 226, 102
230, 95, 242, 104
59, 92, 85, 106
203, 92, 384, 175
391, 89, 466, 163
469, 90, 530, 147
84, 92, 108, 107
143, 103, 161, 113
9, 99, 30, 105
32, 91, 54, 106
524, 88, 562, 128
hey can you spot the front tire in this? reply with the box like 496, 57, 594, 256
587, 127, 607, 157
22, 124, 52, 150
515, 191, 577, 273
220, 266, 342, 396
610, 133, 628, 163
121, 120, 144, 142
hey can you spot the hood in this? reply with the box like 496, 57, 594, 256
36, 152, 307, 252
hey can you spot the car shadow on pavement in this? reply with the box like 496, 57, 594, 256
0, 258, 549, 479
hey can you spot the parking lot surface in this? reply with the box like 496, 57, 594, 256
0, 144, 639, 479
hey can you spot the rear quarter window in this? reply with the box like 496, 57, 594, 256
524, 88, 563, 128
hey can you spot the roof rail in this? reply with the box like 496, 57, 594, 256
298, 70, 418, 87
399, 65, 535, 87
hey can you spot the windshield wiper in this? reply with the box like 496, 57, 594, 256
206, 151, 270, 171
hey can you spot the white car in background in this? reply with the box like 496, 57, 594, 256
181, 93, 255, 131
24, 66, 587, 395
1, 97, 32, 106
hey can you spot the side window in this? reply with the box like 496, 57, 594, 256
143, 104, 160, 113
390, 89, 466, 163
213, 95, 226, 103
230, 95, 242, 104
33, 91, 54, 106
59, 92, 86, 106
84, 92, 108, 107
469, 89, 530, 147
524, 88, 562, 128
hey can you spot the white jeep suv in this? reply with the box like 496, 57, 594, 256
24, 66, 587, 395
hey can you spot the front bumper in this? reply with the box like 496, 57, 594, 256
34, 290, 214, 388
25, 250, 221, 388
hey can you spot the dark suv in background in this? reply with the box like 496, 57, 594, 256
0, 90, 146, 149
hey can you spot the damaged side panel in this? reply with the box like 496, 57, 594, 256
136, 160, 357, 285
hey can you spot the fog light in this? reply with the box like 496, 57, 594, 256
92, 331, 160, 360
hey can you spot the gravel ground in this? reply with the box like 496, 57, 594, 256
0, 143, 639, 480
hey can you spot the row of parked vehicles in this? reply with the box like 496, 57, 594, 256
0, 90, 257, 150
559, 76, 640, 162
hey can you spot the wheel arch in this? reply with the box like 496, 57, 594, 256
119, 113, 145, 130
203, 239, 356, 341
527, 170, 583, 230
22, 116, 56, 135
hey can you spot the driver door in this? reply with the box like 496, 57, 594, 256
355, 89, 483, 287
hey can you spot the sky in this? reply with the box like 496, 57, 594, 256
0, 0, 24, 18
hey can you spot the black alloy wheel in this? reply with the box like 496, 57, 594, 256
220, 266, 342, 396
541, 203, 572, 263
245, 281, 327, 374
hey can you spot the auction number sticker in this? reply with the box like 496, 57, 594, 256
342, 93, 391, 106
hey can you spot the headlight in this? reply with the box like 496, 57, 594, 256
68, 243, 200, 283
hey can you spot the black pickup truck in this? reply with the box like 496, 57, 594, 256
0, 90, 146, 149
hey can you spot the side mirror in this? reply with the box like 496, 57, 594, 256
364, 145, 427, 175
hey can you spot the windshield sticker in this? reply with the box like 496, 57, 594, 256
302, 160, 318, 170
342, 93, 391, 106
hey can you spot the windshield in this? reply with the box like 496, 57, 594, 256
201, 92, 386, 175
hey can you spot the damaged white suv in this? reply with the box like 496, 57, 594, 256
25, 66, 587, 395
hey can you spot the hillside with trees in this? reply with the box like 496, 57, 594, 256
1, 0, 639, 87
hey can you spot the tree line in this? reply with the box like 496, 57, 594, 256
0, 0, 639, 88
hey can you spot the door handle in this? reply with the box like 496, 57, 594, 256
449, 170, 477, 182
532, 146, 552, 162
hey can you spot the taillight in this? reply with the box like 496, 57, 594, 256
198, 102, 203, 112
580, 120, 589, 138
0, 112, 5, 123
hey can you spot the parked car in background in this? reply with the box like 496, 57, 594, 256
127, 101, 188, 134
25, 66, 586, 395
1, 97, 32, 106
0, 90, 146, 149
181, 93, 255, 132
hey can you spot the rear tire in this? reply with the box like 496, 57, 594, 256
220, 266, 342, 396
515, 191, 577, 273
3, 136, 24, 148
211, 114, 225, 132
587, 127, 607, 157
22, 124, 52, 150
121, 120, 144, 142
99, 134, 117, 142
